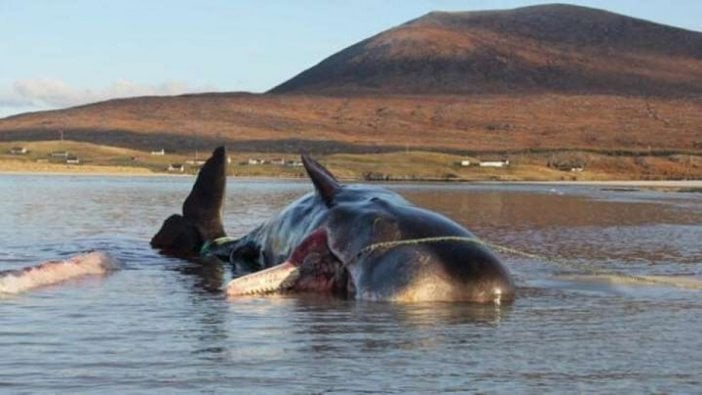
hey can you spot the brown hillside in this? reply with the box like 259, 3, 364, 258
270, 4, 702, 96
1, 93, 700, 155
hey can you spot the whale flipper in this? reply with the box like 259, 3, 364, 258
151, 146, 227, 256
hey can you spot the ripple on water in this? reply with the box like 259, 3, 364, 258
1, 176, 701, 392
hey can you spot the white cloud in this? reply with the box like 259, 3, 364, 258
0, 78, 216, 117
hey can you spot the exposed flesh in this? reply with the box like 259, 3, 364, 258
0, 251, 116, 295
226, 261, 300, 296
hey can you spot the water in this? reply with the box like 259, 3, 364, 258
1, 175, 701, 393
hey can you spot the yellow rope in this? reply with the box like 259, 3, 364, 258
357, 236, 544, 261
357, 236, 483, 255
356, 236, 702, 291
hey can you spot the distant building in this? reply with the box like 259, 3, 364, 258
553, 164, 585, 172
150, 149, 165, 156
479, 159, 510, 168
271, 158, 286, 166
50, 151, 69, 158
286, 160, 303, 167
247, 158, 262, 165
10, 147, 27, 155
548, 157, 586, 172
460, 160, 472, 167
66, 156, 80, 164
168, 163, 185, 172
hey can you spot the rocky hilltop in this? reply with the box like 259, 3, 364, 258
270, 4, 702, 96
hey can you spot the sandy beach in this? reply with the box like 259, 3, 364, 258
1, 160, 700, 189
0, 159, 162, 177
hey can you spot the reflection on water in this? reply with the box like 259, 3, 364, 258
1, 175, 701, 392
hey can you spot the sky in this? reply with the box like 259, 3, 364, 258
1, 0, 700, 117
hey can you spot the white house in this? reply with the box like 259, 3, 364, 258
51, 151, 69, 158
150, 149, 165, 156
479, 159, 510, 168
66, 156, 81, 164
167, 163, 185, 172
460, 160, 472, 167
10, 147, 27, 155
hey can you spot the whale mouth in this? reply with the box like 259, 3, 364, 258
226, 229, 349, 297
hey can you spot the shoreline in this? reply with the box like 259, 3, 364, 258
0, 168, 175, 178
1, 167, 700, 188
2, 140, 700, 185
477, 180, 702, 188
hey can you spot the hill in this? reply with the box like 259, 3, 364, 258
1, 93, 700, 155
270, 4, 702, 96
0, 3, 701, 181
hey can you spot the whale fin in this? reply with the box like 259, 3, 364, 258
183, 146, 227, 241
302, 155, 340, 207
151, 146, 227, 255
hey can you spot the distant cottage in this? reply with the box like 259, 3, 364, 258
10, 146, 27, 155
547, 157, 586, 172
553, 164, 585, 172
479, 159, 510, 168
66, 156, 80, 164
151, 149, 165, 156
168, 163, 185, 172
50, 151, 69, 158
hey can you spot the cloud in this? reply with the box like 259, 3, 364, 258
0, 78, 216, 116
0, 96, 35, 107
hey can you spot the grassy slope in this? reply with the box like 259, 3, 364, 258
2, 140, 700, 181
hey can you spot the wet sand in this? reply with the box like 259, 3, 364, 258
0, 160, 161, 177
499, 180, 702, 188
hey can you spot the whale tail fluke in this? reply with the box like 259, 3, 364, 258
151, 146, 228, 256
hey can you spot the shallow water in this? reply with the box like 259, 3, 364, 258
1, 175, 701, 393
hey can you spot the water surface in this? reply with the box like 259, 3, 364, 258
1, 175, 700, 393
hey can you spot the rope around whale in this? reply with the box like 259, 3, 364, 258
354, 236, 702, 291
